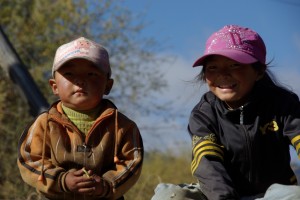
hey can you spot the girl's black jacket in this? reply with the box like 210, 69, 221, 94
188, 82, 300, 200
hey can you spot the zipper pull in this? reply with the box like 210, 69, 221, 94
77, 143, 91, 152
240, 106, 244, 125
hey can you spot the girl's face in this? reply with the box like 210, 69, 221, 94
204, 55, 262, 109
49, 58, 113, 111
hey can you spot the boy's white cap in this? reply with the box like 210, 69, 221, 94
52, 37, 111, 77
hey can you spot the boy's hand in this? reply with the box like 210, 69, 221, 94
65, 168, 95, 194
91, 174, 108, 196
65, 168, 108, 196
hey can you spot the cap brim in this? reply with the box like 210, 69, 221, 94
52, 56, 105, 77
192, 50, 258, 67
55, 56, 98, 70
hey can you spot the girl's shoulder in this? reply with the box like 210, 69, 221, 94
198, 91, 217, 104
192, 91, 218, 113
265, 85, 299, 103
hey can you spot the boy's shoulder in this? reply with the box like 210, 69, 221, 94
101, 99, 137, 122
101, 98, 117, 109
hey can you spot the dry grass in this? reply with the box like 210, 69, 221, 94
125, 149, 197, 200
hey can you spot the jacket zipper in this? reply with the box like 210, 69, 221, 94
240, 106, 253, 183
49, 116, 88, 156
85, 109, 114, 143
239, 106, 244, 125
50, 110, 115, 163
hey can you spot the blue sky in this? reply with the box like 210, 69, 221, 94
122, 0, 300, 71
119, 0, 300, 160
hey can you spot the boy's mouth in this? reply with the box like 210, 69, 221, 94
74, 88, 87, 94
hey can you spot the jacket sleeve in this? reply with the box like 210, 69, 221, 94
283, 97, 300, 159
102, 120, 143, 199
17, 113, 68, 198
188, 101, 239, 200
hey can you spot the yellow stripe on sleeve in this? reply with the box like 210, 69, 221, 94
290, 175, 297, 185
191, 140, 224, 174
191, 151, 223, 174
295, 143, 300, 158
291, 135, 300, 146
192, 140, 223, 156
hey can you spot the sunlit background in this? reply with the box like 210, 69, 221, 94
119, 0, 300, 163
1, 1, 300, 198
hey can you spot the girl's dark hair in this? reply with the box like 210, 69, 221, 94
252, 62, 296, 96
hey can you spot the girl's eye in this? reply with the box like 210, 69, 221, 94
88, 72, 98, 76
230, 63, 241, 69
206, 65, 217, 71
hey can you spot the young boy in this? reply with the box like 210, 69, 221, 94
17, 37, 144, 200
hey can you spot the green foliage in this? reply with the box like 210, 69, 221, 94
0, 0, 167, 113
0, 0, 171, 199
0, 69, 34, 199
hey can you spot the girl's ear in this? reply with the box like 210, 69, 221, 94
104, 79, 114, 95
49, 79, 59, 95
256, 65, 267, 81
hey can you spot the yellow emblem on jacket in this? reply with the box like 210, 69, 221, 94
260, 120, 279, 134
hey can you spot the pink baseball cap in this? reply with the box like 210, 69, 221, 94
52, 37, 111, 77
193, 25, 266, 67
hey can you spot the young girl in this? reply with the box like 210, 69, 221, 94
152, 25, 300, 200
189, 24, 300, 200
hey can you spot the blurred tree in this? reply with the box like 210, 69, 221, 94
0, 0, 167, 198
0, 0, 167, 113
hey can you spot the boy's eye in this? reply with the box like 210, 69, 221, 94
63, 72, 72, 76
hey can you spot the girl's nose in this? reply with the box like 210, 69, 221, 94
217, 68, 231, 76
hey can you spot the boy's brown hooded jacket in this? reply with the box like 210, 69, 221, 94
17, 99, 143, 200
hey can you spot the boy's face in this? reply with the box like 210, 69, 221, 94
204, 55, 263, 109
49, 58, 113, 111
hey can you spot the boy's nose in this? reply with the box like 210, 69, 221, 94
74, 78, 86, 86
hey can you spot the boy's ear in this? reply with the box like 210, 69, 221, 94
49, 79, 59, 95
104, 79, 114, 95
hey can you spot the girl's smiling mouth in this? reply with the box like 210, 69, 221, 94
218, 84, 236, 89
